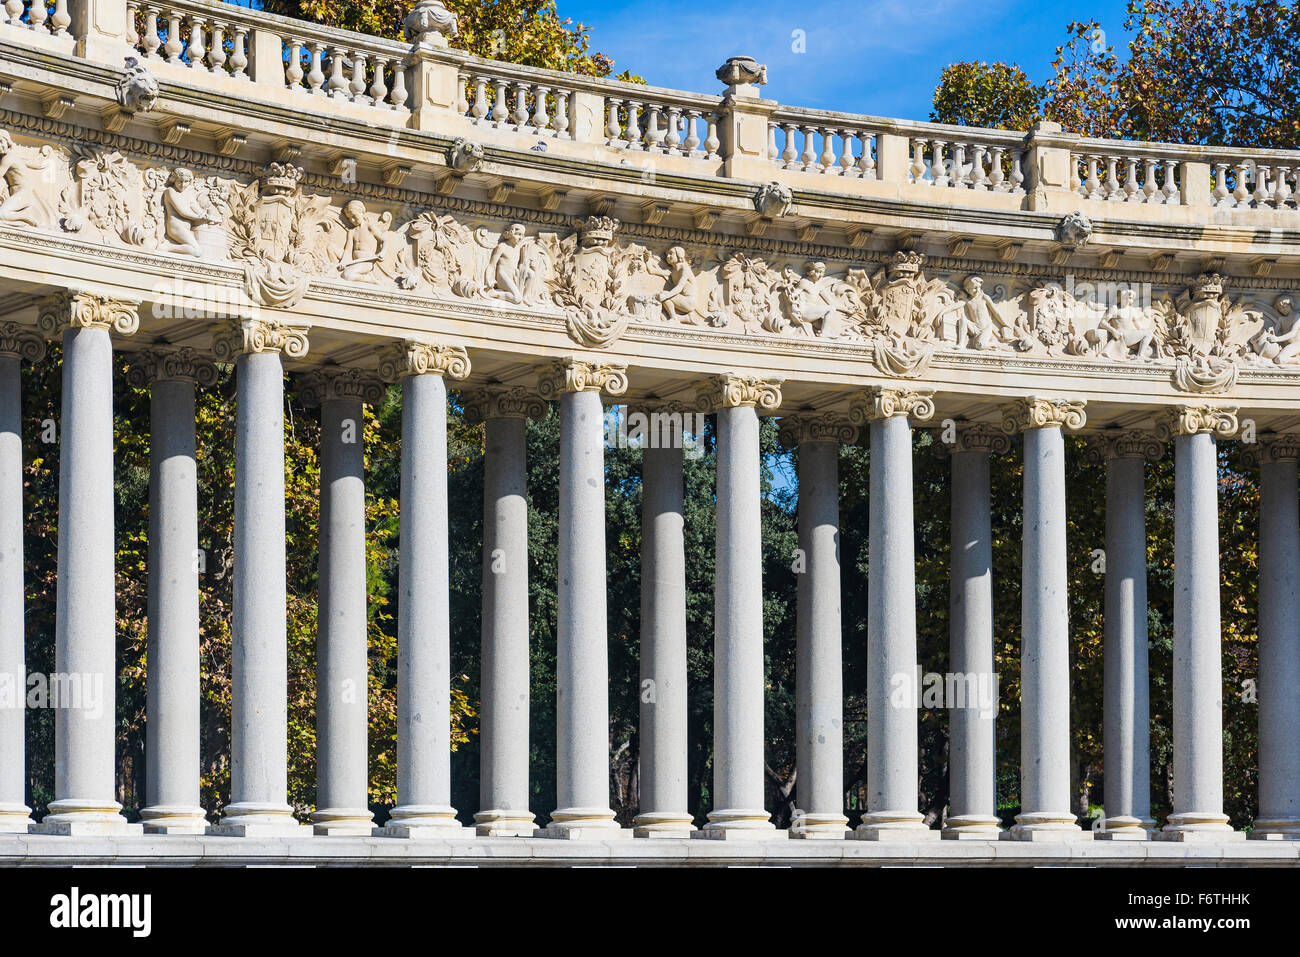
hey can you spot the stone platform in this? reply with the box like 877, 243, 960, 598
2, 833, 1297, 867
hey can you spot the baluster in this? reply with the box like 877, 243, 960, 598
49, 0, 69, 34
285, 39, 304, 89
164, 12, 182, 62
781, 123, 798, 169
1162, 159, 1179, 204
989, 146, 1005, 191
142, 5, 160, 57
470, 76, 487, 120
626, 101, 643, 150
230, 25, 249, 79
187, 16, 206, 69
491, 78, 509, 123
703, 113, 720, 159
1142, 158, 1159, 203
766, 123, 779, 162
4, 0, 23, 26
1232, 162, 1250, 206
1104, 156, 1120, 199
605, 99, 620, 143
532, 86, 550, 132
800, 125, 818, 171
511, 81, 529, 127
455, 71, 468, 115
1211, 162, 1230, 206
838, 129, 855, 176
684, 110, 702, 156
208, 21, 226, 74
665, 107, 682, 153
1009, 149, 1025, 193
28, 0, 47, 31
645, 104, 665, 151
350, 52, 368, 103
952, 143, 968, 187
931, 140, 948, 186
1124, 158, 1141, 202
1255, 164, 1273, 207
554, 91, 570, 138
307, 42, 326, 94
125, 0, 139, 45
1069, 153, 1082, 194
857, 132, 876, 179
969, 145, 989, 190
908, 139, 926, 183
369, 57, 389, 106
819, 127, 837, 173
1084, 155, 1102, 198
1275, 166, 1292, 208
388, 64, 408, 110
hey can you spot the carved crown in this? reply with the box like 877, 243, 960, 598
886, 250, 925, 279
1192, 273, 1224, 298
578, 215, 619, 244
261, 163, 303, 197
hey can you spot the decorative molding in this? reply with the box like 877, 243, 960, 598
126, 346, 219, 387
0, 322, 47, 362
936, 420, 1012, 456
777, 412, 858, 447
210, 318, 310, 362
297, 366, 386, 406
376, 340, 471, 381
462, 384, 548, 423
537, 358, 629, 399
1242, 432, 1300, 467
1155, 404, 1239, 439
37, 291, 139, 338
1000, 396, 1087, 433
1084, 429, 1164, 464
849, 387, 935, 423
696, 373, 783, 412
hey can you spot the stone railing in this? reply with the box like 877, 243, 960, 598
3, 0, 73, 36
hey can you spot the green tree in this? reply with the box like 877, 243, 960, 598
929, 61, 1041, 130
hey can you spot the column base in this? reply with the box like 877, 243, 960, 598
140, 804, 210, 835
375, 804, 472, 839
311, 807, 377, 837
474, 809, 538, 837
30, 800, 142, 836
941, 815, 1003, 840
856, 811, 939, 841
1093, 815, 1153, 841
0, 803, 34, 833
542, 807, 630, 839
1006, 812, 1090, 842
632, 811, 696, 838
789, 813, 850, 840
208, 802, 306, 837
1161, 812, 1244, 842
1249, 819, 1300, 840
697, 808, 784, 840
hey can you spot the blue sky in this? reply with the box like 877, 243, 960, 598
560, 0, 1135, 122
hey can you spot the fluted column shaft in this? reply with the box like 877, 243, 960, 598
944, 425, 1004, 839
141, 361, 210, 835
312, 388, 375, 836
1254, 436, 1300, 839
634, 438, 694, 836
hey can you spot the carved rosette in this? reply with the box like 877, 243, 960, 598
297, 367, 386, 407
777, 412, 858, 448
37, 291, 140, 338
1001, 397, 1087, 433
463, 385, 549, 423
696, 373, 784, 412
537, 358, 629, 399
376, 340, 471, 381
0, 322, 47, 362
1155, 404, 1239, 440
1084, 429, 1164, 464
1242, 433, 1300, 468
935, 421, 1012, 457
126, 346, 219, 387
211, 318, 310, 362
848, 387, 935, 424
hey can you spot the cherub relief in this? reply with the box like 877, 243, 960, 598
646, 245, 702, 322
337, 199, 393, 282
0, 131, 55, 228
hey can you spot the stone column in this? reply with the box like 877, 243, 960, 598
375, 341, 472, 838
696, 373, 784, 840
538, 358, 629, 839
1002, 396, 1087, 842
778, 412, 856, 839
850, 387, 937, 841
132, 349, 218, 835
30, 293, 140, 836
300, 368, 386, 836
942, 422, 1009, 840
464, 386, 547, 837
0, 324, 44, 833
633, 401, 697, 838
1249, 434, 1300, 839
1086, 430, 1162, 840
1159, 405, 1241, 841
209, 318, 310, 837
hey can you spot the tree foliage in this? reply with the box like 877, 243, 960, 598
929, 62, 1041, 131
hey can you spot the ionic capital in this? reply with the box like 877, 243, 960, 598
0, 322, 46, 362
1241, 432, 1300, 467
538, 358, 629, 399
937, 420, 1011, 456
1084, 429, 1164, 464
777, 412, 858, 448
126, 347, 219, 387
37, 291, 140, 338
211, 318, 310, 362
628, 396, 698, 417
695, 373, 783, 412
1000, 396, 1086, 434
463, 384, 548, 423
849, 387, 935, 424
377, 340, 471, 381
1155, 404, 1238, 440
297, 367, 386, 407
